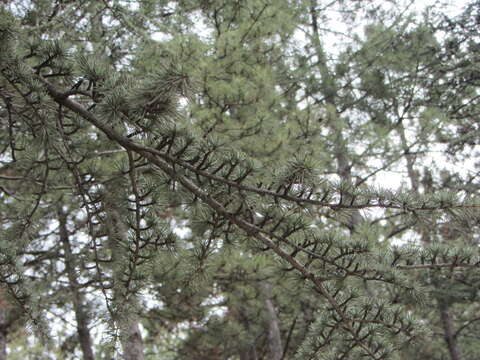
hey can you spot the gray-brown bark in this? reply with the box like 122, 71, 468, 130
260, 283, 283, 360
397, 124, 420, 193
333, 131, 363, 231
234, 304, 258, 360
58, 210, 95, 360
439, 303, 461, 360
0, 290, 6, 360
239, 347, 258, 360
121, 320, 145, 360
104, 195, 144, 360
310, 1, 362, 233
399, 121, 460, 360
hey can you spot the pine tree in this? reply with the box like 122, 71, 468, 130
0, 1, 479, 359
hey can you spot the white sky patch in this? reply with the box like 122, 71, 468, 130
171, 218, 192, 239
200, 294, 228, 319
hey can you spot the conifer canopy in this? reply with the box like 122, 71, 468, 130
0, 1, 479, 359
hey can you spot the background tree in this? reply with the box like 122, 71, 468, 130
0, 1, 479, 359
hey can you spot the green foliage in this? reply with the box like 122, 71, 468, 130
0, 0, 479, 359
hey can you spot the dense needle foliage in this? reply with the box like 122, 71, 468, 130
0, 1, 479, 359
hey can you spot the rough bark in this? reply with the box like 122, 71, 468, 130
399, 124, 461, 360
0, 287, 6, 360
104, 195, 145, 360
121, 320, 145, 360
298, 300, 314, 345
239, 347, 258, 360
310, 1, 362, 232
58, 210, 95, 360
260, 283, 283, 360
397, 125, 420, 193
234, 304, 258, 360
439, 303, 461, 360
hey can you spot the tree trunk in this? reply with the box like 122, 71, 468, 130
399, 124, 461, 360
104, 197, 144, 360
58, 210, 95, 360
239, 347, 258, 360
310, 1, 362, 233
260, 283, 283, 360
121, 320, 144, 360
0, 289, 6, 360
234, 304, 258, 360
439, 303, 461, 360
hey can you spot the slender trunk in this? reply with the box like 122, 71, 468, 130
397, 124, 419, 192
0, 287, 6, 360
239, 347, 258, 360
0, 326, 5, 360
265, 298, 282, 360
310, 1, 362, 232
399, 124, 462, 360
333, 131, 363, 231
104, 198, 144, 360
439, 303, 461, 360
298, 300, 314, 345
397, 120, 433, 244
261, 283, 283, 360
234, 305, 258, 360
121, 321, 144, 360
58, 210, 95, 360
